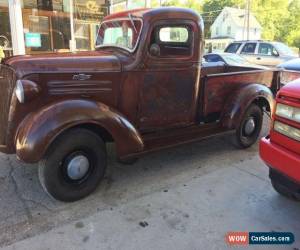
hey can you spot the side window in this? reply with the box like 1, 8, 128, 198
149, 24, 192, 57
159, 27, 189, 43
258, 43, 279, 56
224, 43, 241, 53
241, 43, 256, 54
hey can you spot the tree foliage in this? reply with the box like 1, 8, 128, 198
157, 0, 300, 48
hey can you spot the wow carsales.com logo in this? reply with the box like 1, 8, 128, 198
225, 232, 295, 245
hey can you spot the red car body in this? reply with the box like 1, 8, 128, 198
260, 76, 300, 198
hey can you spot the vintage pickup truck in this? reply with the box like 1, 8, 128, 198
0, 8, 280, 201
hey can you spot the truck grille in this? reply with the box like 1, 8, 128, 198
0, 65, 16, 145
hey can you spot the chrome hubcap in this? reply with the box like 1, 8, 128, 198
67, 155, 90, 180
244, 117, 256, 136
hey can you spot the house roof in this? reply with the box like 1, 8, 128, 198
220, 7, 262, 29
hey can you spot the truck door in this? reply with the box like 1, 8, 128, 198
138, 20, 201, 131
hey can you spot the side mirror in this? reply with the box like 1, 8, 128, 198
149, 43, 160, 57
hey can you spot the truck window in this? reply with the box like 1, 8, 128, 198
258, 43, 279, 56
96, 19, 143, 52
159, 27, 189, 43
225, 43, 241, 53
241, 43, 256, 54
149, 25, 192, 57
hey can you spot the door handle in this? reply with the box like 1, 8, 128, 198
256, 57, 261, 60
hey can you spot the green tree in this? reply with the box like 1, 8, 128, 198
283, 0, 300, 50
161, 0, 202, 13
251, 0, 289, 41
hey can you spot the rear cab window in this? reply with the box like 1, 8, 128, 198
149, 24, 192, 57
225, 43, 242, 53
241, 42, 257, 54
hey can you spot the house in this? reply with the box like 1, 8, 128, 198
206, 7, 262, 53
211, 7, 262, 40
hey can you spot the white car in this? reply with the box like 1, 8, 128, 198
225, 40, 298, 67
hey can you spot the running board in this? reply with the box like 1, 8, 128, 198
122, 123, 231, 159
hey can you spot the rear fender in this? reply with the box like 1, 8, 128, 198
15, 99, 144, 163
221, 84, 274, 129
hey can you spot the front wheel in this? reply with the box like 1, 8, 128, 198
270, 169, 300, 201
232, 104, 263, 148
39, 128, 107, 202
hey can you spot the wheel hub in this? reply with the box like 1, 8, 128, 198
244, 117, 256, 136
66, 155, 90, 180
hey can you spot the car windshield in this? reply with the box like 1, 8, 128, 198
222, 54, 249, 65
224, 43, 241, 53
95, 18, 143, 52
273, 42, 295, 56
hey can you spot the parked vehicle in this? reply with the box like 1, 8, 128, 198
203, 52, 268, 69
277, 58, 300, 86
0, 8, 281, 201
278, 58, 300, 71
260, 77, 300, 200
225, 40, 298, 67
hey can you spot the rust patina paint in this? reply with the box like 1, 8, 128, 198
0, 7, 280, 163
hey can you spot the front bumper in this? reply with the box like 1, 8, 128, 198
260, 136, 300, 183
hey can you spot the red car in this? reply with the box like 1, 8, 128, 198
260, 77, 300, 200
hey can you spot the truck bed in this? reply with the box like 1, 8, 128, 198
199, 65, 280, 122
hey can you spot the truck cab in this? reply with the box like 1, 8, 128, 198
0, 8, 279, 201
260, 76, 300, 200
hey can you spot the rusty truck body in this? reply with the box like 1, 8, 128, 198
0, 8, 280, 201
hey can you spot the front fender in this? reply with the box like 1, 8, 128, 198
15, 99, 144, 163
221, 84, 274, 129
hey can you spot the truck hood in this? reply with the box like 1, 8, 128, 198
3, 51, 121, 78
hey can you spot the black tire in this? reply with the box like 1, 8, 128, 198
232, 104, 263, 148
39, 128, 107, 202
271, 180, 300, 201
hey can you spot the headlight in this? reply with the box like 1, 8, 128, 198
274, 121, 300, 141
15, 80, 25, 103
15, 79, 40, 103
275, 103, 300, 123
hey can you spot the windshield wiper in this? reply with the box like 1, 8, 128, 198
128, 13, 138, 34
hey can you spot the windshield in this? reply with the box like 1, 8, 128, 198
222, 54, 250, 65
95, 18, 143, 52
273, 42, 295, 56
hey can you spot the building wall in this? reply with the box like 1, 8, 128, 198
234, 27, 261, 40
210, 10, 236, 39
210, 8, 261, 41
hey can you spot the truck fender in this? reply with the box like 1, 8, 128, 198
15, 99, 144, 163
221, 84, 274, 130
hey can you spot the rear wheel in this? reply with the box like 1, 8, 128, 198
38, 128, 107, 202
232, 104, 263, 148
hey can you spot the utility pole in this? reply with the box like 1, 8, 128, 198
243, 1, 247, 40
247, 0, 250, 40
